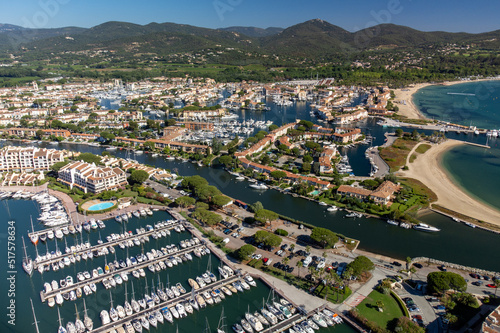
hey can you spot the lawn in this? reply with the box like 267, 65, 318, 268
314, 284, 352, 304
356, 290, 405, 330
379, 138, 419, 172
415, 144, 432, 154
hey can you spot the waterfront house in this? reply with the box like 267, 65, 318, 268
57, 161, 128, 194
0, 146, 65, 172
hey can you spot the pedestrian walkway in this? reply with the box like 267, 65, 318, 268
345, 294, 366, 307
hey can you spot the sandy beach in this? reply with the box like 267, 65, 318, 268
393, 78, 500, 120
398, 139, 500, 225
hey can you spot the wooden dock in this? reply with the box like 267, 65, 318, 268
40, 240, 204, 303
34, 221, 181, 271
92, 275, 241, 333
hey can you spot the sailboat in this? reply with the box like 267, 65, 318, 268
74, 304, 85, 333
30, 298, 40, 333
109, 291, 119, 322
124, 284, 133, 316
130, 281, 141, 313
22, 236, 34, 275
217, 307, 227, 333
57, 307, 67, 333
30, 216, 39, 245
83, 299, 93, 331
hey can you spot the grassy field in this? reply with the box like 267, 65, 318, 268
399, 177, 438, 203
357, 290, 405, 330
379, 138, 418, 172
415, 144, 431, 154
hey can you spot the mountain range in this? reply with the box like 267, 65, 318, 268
0, 19, 499, 58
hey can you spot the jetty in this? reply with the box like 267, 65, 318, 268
92, 275, 241, 333
40, 239, 204, 303
33, 220, 181, 271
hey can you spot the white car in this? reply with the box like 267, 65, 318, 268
254, 254, 262, 260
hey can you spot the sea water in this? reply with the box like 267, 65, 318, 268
414, 80, 500, 211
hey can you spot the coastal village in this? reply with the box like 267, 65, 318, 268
0, 76, 499, 333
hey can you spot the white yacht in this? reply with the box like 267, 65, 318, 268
413, 223, 440, 232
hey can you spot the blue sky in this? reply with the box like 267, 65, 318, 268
3, 0, 500, 33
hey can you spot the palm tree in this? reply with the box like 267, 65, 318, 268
305, 246, 311, 255
282, 257, 290, 276
296, 261, 303, 278
289, 244, 295, 253
494, 278, 500, 297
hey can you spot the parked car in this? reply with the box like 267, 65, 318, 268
472, 281, 483, 286
470, 273, 480, 279
486, 284, 498, 288
281, 244, 288, 250
413, 263, 423, 269
392, 261, 402, 267
438, 265, 447, 271
276, 250, 283, 256
253, 254, 262, 260
436, 305, 446, 310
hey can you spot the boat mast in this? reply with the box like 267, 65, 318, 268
30, 298, 40, 333
57, 307, 64, 329
22, 236, 30, 263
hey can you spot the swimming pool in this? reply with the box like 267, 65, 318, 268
88, 202, 114, 211
309, 190, 320, 196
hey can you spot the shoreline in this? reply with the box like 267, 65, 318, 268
398, 139, 500, 225
393, 78, 500, 120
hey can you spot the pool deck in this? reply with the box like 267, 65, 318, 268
81, 199, 117, 212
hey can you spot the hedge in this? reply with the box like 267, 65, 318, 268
391, 290, 410, 318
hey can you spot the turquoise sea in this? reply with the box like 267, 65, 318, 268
413, 80, 500, 211
413, 80, 500, 129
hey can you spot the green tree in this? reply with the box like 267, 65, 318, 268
235, 244, 256, 261
296, 261, 304, 278
50, 161, 69, 173
301, 162, 311, 173
211, 195, 232, 208
128, 169, 149, 185
250, 201, 264, 213
192, 208, 222, 226
270, 170, 287, 180
219, 155, 234, 168
253, 230, 282, 248
345, 256, 374, 277
143, 141, 155, 151
211, 137, 223, 155
165, 118, 176, 127
310, 227, 339, 248
427, 272, 467, 295
100, 131, 116, 142
195, 185, 221, 202
254, 209, 279, 226
182, 175, 209, 191
175, 196, 196, 208
394, 317, 425, 333
76, 152, 102, 164
303, 155, 313, 163
128, 121, 139, 131
395, 128, 404, 137
35, 129, 44, 139
268, 124, 278, 131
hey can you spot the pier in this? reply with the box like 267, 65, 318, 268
40, 240, 205, 303
92, 275, 241, 333
33, 220, 181, 271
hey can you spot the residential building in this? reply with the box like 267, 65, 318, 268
57, 161, 127, 194
0, 146, 65, 172
336, 180, 401, 205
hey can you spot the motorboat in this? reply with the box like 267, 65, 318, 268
413, 223, 440, 232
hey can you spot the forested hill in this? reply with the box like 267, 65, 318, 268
1, 19, 499, 56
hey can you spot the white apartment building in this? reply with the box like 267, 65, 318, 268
0, 147, 65, 172
58, 161, 127, 194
